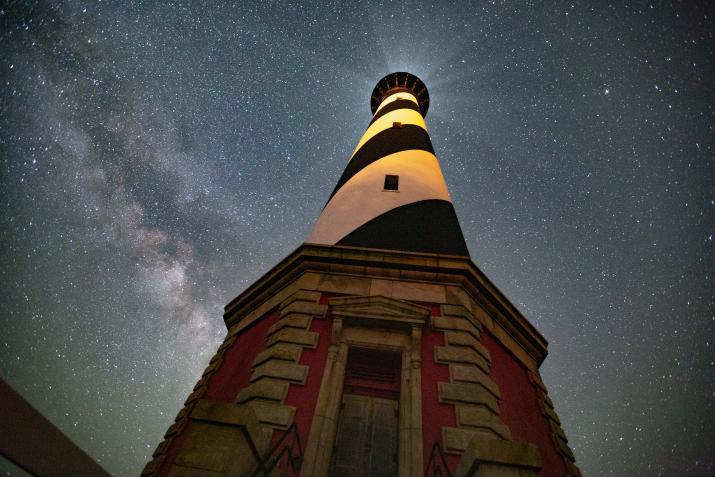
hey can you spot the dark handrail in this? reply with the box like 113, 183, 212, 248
424, 441, 453, 477
244, 422, 303, 477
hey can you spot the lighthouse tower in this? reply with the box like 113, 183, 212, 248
143, 73, 581, 477
308, 73, 468, 257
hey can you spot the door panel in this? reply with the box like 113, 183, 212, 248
332, 395, 369, 476
332, 394, 398, 477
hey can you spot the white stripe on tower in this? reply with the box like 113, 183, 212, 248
308, 149, 451, 245
307, 72, 469, 256
374, 91, 420, 113
351, 103, 425, 156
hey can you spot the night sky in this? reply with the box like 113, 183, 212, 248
1, 2, 714, 476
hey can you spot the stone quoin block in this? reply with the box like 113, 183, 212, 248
449, 364, 501, 399
438, 381, 500, 414
441, 304, 484, 330
444, 330, 491, 361
279, 300, 327, 318
455, 405, 512, 440
250, 359, 309, 385
235, 378, 290, 404
431, 315, 481, 340
266, 314, 312, 337
434, 345, 490, 372
251, 343, 303, 367
265, 327, 319, 349
246, 401, 296, 430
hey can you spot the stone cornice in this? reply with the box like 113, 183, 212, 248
223, 244, 549, 365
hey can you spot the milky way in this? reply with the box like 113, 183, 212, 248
1, 2, 713, 476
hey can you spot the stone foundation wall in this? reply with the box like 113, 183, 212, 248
143, 245, 580, 477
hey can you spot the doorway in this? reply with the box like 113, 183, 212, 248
330, 348, 402, 477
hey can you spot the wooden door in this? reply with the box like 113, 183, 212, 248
331, 394, 399, 477
330, 348, 402, 477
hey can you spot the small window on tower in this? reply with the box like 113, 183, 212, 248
392, 121, 403, 129
384, 175, 399, 191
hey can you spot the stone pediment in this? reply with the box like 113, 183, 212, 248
328, 295, 430, 328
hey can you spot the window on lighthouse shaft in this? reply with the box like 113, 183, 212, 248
384, 175, 399, 191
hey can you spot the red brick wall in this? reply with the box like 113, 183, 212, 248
282, 310, 331, 450
421, 305, 460, 471
204, 310, 279, 401
481, 333, 567, 476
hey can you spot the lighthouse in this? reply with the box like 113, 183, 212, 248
143, 73, 581, 477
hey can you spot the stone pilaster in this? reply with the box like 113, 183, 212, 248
433, 304, 514, 453
236, 290, 325, 434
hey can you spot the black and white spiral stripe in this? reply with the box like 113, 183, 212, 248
308, 93, 469, 257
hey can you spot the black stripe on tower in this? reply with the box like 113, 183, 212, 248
368, 99, 422, 126
328, 125, 434, 200
336, 199, 470, 256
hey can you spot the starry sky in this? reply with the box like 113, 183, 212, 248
1, 1, 713, 476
